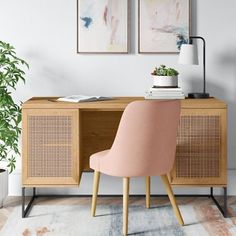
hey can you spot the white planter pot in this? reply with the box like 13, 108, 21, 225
152, 75, 178, 88
0, 169, 8, 208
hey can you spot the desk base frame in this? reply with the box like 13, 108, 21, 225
22, 186, 228, 218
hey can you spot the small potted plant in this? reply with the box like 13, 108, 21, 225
0, 40, 28, 207
151, 65, 179, 88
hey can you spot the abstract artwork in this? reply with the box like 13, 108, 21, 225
139, 0, 190, 53
77, 0, 129, 53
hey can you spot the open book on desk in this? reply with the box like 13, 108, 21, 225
57, 95, 112, 103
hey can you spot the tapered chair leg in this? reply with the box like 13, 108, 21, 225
123, 177, 130, 236
91, 171, 100, 217
161, 175, 184, 226
145, 176, 150, 208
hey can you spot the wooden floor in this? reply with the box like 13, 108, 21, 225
1, 196, 236, 231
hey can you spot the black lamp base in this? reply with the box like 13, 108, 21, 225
188, 93, 210, 99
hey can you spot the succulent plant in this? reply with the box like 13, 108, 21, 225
151, 65, 179, 77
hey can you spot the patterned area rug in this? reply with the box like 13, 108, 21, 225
1, 203, 236, 236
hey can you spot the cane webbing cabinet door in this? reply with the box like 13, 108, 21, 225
22, 109, 79, 186
170, 108, 227, 186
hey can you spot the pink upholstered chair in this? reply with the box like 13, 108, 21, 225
90, 100, 183, 235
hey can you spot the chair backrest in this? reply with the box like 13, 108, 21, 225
100, 100, 181, 177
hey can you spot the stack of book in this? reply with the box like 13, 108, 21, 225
145, 87, 185, 100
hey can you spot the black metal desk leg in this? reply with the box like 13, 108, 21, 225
22, 187, 36, 218
210, 187, 213, 196
210, 187, 227, 218
223, 187, 227, 217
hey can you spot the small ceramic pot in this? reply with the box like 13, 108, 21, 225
152, 75, 178, 88
0, 169, 8, 208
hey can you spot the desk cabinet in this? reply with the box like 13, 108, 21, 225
170, 108, 227, 186
22, 109, 79, 186
22, 97, 227, 188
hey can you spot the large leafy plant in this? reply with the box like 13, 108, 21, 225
0, 41, 28, 173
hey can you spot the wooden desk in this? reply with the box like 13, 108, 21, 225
22, 97, 227, 188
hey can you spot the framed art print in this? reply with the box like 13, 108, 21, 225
139, 0, 191, 54
77, 0, 129, 54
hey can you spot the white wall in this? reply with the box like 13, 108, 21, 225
1, 0, 236, 196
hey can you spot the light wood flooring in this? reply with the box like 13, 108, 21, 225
1, 196, 236, 231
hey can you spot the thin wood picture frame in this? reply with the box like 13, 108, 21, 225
138, 0, 191, 54
77, 0, 130, 54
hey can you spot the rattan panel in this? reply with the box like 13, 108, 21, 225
28, 116, 72, 177
176, 116, 220, 178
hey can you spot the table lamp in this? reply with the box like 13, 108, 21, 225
178, 36, 210, 99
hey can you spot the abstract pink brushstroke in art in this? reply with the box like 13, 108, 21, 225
104, 0, 120, 45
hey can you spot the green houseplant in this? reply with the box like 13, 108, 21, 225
0, 40, 28, 206
151, 65, 179, 88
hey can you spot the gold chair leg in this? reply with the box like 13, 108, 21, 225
123, 177, 130, 236
91, 171, 100, 217
145, 176, 150, 208
161, 175, 184, 226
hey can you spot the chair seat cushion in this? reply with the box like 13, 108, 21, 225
90, 150, 110, 171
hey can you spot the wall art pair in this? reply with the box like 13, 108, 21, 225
77, 0, 191, 54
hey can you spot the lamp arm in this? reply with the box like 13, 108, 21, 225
189, 36, 206, 94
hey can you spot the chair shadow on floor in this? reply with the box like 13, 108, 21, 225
95, 212, 122, 217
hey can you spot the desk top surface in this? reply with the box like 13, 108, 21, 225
22, 97, 227, 109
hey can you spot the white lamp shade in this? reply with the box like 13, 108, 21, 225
178, 44, 199, 65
